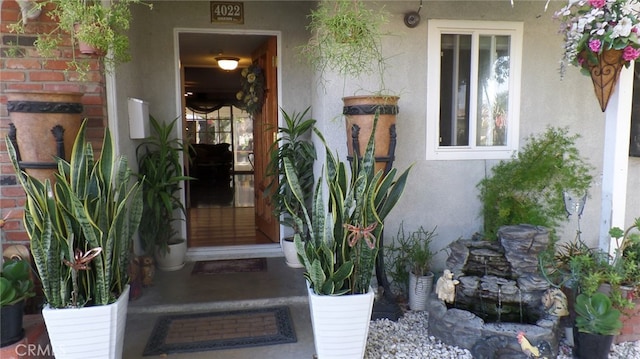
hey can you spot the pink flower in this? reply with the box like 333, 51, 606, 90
589, 0, 606, 8
589, 39, 602, 52
623, 46, 640, 61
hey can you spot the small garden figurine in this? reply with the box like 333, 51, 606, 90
435, 269, 459, 303
541, 287, 569, 317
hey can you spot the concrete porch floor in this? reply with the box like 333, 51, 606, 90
124, 256, 316, 359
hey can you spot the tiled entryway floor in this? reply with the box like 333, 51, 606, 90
124, 257, 316, 359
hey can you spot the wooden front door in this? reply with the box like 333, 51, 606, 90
253, 37, 279, 243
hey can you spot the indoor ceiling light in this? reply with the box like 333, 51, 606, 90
216, 57, 239, 71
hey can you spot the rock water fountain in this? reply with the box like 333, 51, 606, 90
427, 225, 563, 358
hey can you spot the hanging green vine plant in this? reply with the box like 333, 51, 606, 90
299, 0, 389, 85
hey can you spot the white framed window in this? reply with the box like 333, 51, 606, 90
426, 20, 523, 160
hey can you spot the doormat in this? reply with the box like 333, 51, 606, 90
142, 306, 296, 356
191, 257, 267, 275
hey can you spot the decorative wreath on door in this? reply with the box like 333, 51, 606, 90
236, 64, 265, 115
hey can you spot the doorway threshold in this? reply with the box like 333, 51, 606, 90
186, 244, 283, 261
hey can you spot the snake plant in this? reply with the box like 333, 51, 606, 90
284, 112, 411, 295
6, 120, 143, 308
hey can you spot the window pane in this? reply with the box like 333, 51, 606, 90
440, 34, 471, 146
477, 35, 509, 147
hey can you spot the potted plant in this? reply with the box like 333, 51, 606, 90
137, 115, 192, 272
608, 217, 640, 342
554, 0, 640, 111
5, 120, 143, 358
573, 292, 622, 359
299, 0, 388, 87
384, 223, 436, 311
266, 107, 317, 268
8, 0, 152, 79
283, 113, 410, 358
300, 1, 398, 175
405, 225, 436, 311
0, 259, 35, 347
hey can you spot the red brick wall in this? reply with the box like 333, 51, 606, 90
0, 1, 107, 249
616, 298, 640, 343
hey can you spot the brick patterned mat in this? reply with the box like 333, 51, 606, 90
191, 257, 267, 275
143, 306, 296, 356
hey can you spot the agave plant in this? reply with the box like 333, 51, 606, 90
284, 112, 411, 295
6, 120, 143, 308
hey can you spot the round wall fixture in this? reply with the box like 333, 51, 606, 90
404, 11, 421, 28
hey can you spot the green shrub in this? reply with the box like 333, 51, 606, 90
477, 127, 593, 239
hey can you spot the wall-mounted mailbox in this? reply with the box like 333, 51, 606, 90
128, 97, 149, 139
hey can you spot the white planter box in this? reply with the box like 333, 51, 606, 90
42, 285, 129, 359
307, 284, 374, 359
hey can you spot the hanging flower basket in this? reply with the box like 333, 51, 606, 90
581, 49, 625, 112
554, 0, 640, 111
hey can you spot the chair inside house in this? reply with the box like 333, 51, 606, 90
190, 143, 233, 182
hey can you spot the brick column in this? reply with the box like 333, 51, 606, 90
0, 0, 107, 251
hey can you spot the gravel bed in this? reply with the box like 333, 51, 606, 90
365, 311, 640, 358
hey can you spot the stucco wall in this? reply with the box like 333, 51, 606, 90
309, 1, 638, 269
114, 1, 639, 270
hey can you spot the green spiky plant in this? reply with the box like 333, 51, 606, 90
283, 112, 411, 295
6, 120, 143, 308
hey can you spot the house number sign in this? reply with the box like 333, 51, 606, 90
211, 2, 244, 24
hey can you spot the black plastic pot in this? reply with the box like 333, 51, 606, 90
1, 301, 25, 347
573, 330, 614, 359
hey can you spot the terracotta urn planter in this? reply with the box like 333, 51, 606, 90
342, 95, 399, 175
6, 91, 84, 182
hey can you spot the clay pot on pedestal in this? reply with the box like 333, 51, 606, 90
7, 91, 84, 182
343, 95, 399, 175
